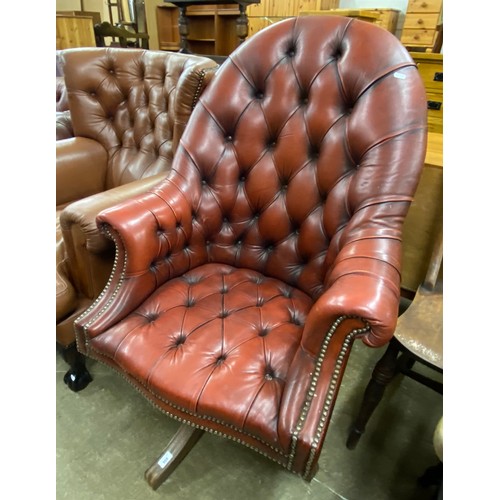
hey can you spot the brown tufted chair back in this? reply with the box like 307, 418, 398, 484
62, 47, 213, 190
56, 47, 218, 392
74, 16, 428, 484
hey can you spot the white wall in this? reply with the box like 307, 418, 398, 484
56, 0, 111, 23
56, 0, 81, 10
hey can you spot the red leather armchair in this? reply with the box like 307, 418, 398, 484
74, 17, 427, 486
56, 47, 218, 391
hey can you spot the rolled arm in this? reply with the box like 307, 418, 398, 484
74, 177, 198, 345
302, 237, 402, 352
60, 173, 167, 299
56, 137, 107, 207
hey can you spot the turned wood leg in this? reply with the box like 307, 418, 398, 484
59, 343, 93, 392
145, 424, 204, 490
235, 4, 249, 45
178, 6, 190, 53
346, 338, 401, 450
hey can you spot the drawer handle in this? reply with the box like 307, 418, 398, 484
417, 18, 424, 24
427, 101, 442, 110
433, 72, 443, 82
421, 1, 428, 7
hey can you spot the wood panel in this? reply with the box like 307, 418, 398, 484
401, 133, 443, 292
246, 0, 339, 36
56, 15, 96, 49
406, 0, 442, 14
246, 0, 339, 17
156, 5, 180, 50
401, 28, 436, 46
403, 12, 440, 30
411, 52, 443, 134
298, 8, 400, 34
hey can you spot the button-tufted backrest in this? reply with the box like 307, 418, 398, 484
162, 16, 427, 300
61, 47, 218, 190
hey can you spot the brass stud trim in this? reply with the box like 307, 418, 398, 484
287, 316, 370, 472
75, 228, 127, 353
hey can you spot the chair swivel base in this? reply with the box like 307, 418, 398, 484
145, 424, 204, 490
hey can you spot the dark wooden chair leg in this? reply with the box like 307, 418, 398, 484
418, 461, 443, 488
346, 338, 402, 449
419, 461, 443, 499
145, 424, 204, 490
59, 343, 93, 392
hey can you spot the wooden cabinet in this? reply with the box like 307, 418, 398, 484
401, 0, 443, 52
157, 4, 180, 50
56, 14, 96, 49
183, 5, 238, 56
246, 0, 339, 37
157, 1, 259, 56
411, 52, 443, 134
298, 8, 400, 35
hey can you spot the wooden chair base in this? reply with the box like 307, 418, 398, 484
144, 424, 204, 490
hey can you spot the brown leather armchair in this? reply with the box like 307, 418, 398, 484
56, 47, 218, 391
74, 17, 427, 487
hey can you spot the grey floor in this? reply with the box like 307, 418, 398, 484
56, 338, 442, 500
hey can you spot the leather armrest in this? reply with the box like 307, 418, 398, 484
74, 177, 198, 346
302, 238, 402, 351
56, 137, 107, 207
60, 173, 168, 300
278, 238, 401, 452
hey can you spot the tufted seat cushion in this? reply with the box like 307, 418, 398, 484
91, 263, 312, 447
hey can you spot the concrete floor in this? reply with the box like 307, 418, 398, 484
56, 338, 442, 500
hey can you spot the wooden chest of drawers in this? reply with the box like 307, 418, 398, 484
402, 0, 443, 51
411, 52, 443, 134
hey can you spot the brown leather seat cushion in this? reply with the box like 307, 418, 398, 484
91, 263, 313, 447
